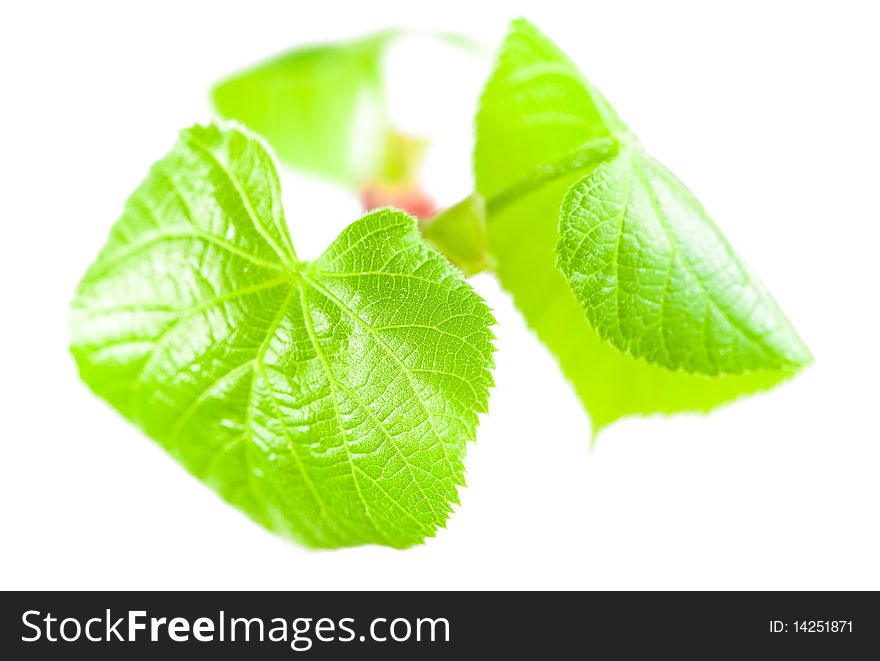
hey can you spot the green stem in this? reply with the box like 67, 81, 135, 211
420, 194, 491, 277
486, 136, 619, 215
420, 136, 620, 275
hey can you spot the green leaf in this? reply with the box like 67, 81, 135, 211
558, 149, 811, 375
69, 124, 495, 548
212, 33, 393, 185
474, 20, 623, 201
475, 18, 810, 432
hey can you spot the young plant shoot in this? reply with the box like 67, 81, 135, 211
72, 19, 810, 548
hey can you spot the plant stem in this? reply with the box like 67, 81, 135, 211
420, 135, 619, 276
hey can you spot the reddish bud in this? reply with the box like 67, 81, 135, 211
361, 183, 437, 220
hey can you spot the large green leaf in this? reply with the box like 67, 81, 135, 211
212, 33, 392, 185
70, 124, 495, 548
475, 18, 810, 432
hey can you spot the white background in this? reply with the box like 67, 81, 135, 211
2, 0, 878, 590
